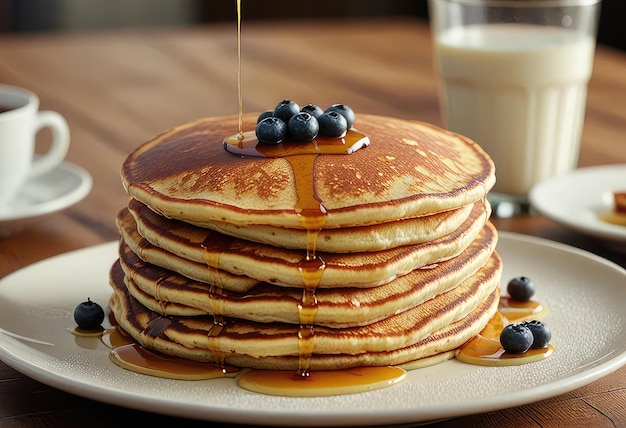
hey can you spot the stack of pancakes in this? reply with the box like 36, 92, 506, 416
109, 113, 501, 371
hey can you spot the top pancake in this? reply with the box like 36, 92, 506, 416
122, 114, 495, 229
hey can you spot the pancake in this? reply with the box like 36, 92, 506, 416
121, 199, 491, 289
173, 202, 474, 253
117, 221, 497, 327
117, 205, 259, 293
121, 114, 495, 229
109, 252, 501, 369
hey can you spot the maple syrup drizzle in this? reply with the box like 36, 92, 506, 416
199, 233, 236, 368
207, 275, 226, 362
228, 0, 373, 376
223, 130, 369, 262
296, 256, 323, 376
154, 275, 165, 302
236, 0, 244, 142
224, 128, 369, 377
223, 132, 369, 375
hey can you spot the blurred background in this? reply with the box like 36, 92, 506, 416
0, 0, 623, 52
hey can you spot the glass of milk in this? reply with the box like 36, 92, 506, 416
429, 0, 601, 217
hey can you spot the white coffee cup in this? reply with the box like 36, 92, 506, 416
0, 85, 70, 210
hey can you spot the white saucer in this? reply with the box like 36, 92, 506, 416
0, 161, 92, 238
529, 164, 626, 243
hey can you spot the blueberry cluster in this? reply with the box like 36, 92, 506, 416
256, 100, 355, 144
500, 320, 552, 354
500, 276, 552, 354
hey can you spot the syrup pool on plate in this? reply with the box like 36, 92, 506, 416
457, 298, 553, 366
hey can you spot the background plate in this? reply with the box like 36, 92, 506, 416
529, 164, 626, 242
0, 233, 625, 426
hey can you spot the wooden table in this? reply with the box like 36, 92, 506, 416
0, 18, 625, 427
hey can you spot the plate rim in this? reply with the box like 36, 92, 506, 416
0, 233, 625, 426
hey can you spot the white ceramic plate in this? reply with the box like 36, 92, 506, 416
529, 164, 626, 242
0, 233, 625, 427
0, 160, 92, 238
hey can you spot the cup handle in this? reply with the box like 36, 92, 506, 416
28, 111, 70, 178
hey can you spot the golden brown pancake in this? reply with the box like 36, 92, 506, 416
117, 206, 259, 293
121, 114, 495, 229
159, 202, 474, 253
109, 252, 501, 369
117, 221, 497, 327
120, 200, 491, 289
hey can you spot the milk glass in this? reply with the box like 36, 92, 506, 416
429, 0, 601, 216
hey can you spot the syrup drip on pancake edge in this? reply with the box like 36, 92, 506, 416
200, 233, 233, 369
228, 0, 374, 379
223, 129, 370, 377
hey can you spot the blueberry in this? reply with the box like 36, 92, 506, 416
500, 323, 533, 354
318, 111, 348, 138
288, 112, 319, 142
273, 99, 300, 123
521, 320, 552, 348
507, 276, 535, 301
257, 110, 274, 123
325, 104, 355, 129
256, 117, 287, 144
300, 104, 324, 119
74, 298, 105, 330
